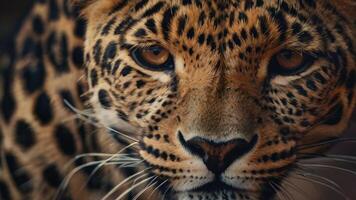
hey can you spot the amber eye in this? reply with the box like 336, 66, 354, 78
268, 49, 314, 76
131, 46, 174, 71
276, 50, 303, 70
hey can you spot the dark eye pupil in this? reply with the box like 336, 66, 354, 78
151, 47, 162, 55
281, 50, 294, 60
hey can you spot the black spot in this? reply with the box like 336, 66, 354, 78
136, 80, 146, 88
244, 0, 254, 10
63, 0, 74, 17
240, 28, 248, 40
238, 12, 248, 22
306, 80, 317, 91
293, 85, 308, 97
101, 17, 116, 35
135, 0, 149, 11
90, 69, 98, 87
71, 46, 84, 69
177, 15, 187, 36
232, 33, 241, 46
32, 15, 44, 35
33, 92, 53, 125
121, 66, 132, 76
256, 0, 264, 7
43, 164, 63, 187
98, 89, 112, 108
102, 42, 117, 70
110, 0, 129, 14
60, 90, 75, 113
186, 27, 195, 39
142, 1, 165, 18
291, 22, 302, 35
49, 0, 59, 20
54, 124, 77, 155
314, 72, 326, 84
161, 6, 179, 40
322, 103, 343, 125
1, 91, 16, 124
117, 110, 129, 121
46, 32, 70, 73
134, 28, 147, 37
0, 180, 12, 200
114, 16, 137, 35
298, 31, 313, 44
182, 0, 192, 5
250, 26, 259, 38
15, 120, 36, 151
198, 34, 205, 45
21, 60, 46, 94
5, 152, 33, 193
93, 39, 102, 65
269, 10, 287, 43
198, 11, 206, 25
74, 17, 86, 38
145, 18, 157, 34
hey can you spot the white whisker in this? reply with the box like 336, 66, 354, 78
299, 163, 356, 176
132, 177, 158, 200
115, 176, 154, 200
101, 169, 150, 200
292, 173, 349, 200
83, 142, 139, 190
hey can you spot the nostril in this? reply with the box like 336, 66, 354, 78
178, 131, 258, 174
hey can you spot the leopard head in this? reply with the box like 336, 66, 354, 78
73, 0, 356, 199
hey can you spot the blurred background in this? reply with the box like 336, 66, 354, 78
0, 1, 355, 200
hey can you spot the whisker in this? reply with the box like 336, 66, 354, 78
298, 163, 356, 176
269, 182, 284, 200
64, 100, 139, 142
273, 182, 293, 200
83, 142, 139, 189
56, 159, 141, 200
297, 138, 356, 150
161, 185, 173, 200
283, 178, 310, 200
298, 153, 356, 165
149, 179, 168, 199
55, 160, 107, 200
101, 169, 150, 200
292, 173, 349, 200
115, 176, 155, 200
294, 167, 343, 191
132, 177, 158, 200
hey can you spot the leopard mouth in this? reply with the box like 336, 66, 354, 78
191, 180, 244, 193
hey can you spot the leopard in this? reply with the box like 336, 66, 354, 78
0, 0, 355, 199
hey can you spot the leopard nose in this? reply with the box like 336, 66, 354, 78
178, 132, 258, 174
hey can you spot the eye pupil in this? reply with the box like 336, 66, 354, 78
151, 47, 162, 55
280, 50, 294, 60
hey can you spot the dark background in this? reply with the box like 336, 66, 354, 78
0, 1, 355, 199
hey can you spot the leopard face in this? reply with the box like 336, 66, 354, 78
78, 0, 355, 199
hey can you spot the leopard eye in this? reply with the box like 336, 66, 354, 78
276, 50, 303, 70
268, 49, 314, 76
131, 45, 174, 71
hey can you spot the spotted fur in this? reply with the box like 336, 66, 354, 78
0, 0, 355, 200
